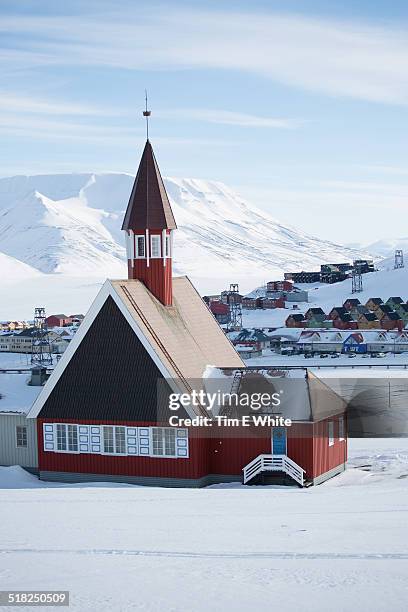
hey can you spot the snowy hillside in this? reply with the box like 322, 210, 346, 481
241, 263, 408, 330
0, 173, 371, 285
0, 252, 42, 283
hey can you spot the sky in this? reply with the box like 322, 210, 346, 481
1, 0, 408, 245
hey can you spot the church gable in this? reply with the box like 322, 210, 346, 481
39, 296, 167, 421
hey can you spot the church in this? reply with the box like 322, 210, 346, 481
25, 132, 348, 487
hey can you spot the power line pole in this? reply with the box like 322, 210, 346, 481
31, 307, 53, 368
351, 269, 363, 293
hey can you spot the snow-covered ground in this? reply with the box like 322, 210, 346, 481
0, 439, 407, 612
245, 350, 408, 368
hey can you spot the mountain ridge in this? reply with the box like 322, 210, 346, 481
0, 173, 375, 288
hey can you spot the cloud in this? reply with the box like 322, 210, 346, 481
1, 6, 408, 104
158, 109, 300, 129
0, 92, 120, 117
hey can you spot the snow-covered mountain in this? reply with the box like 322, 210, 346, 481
0, 252, 42, 283
0, 173, 372, 288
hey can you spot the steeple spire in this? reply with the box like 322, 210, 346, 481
122, 98, 177, 306
143, 89, 151, 140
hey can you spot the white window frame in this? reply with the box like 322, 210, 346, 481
16, 425, 28, 448
164, 233, 171, 258
328, 421, 334, 447
135, 235, 146, 258
338, 417, 345, 441
43, 424, 188, 458
102, 425, 127, 456
150, 235, 161, 258
151, 427, 177, 457
54, 423, 79, 453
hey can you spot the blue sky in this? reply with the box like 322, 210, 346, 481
1, 0, 408, 244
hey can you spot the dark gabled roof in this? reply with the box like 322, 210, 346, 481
367, 297, 383, 305
398, 304, 408, 312
344, 298, 360, 306
235, 328, 270, 342
382, 311, 401, 321
122, 140, 177, 231
388, 297, 403, 303
287, 313, 305, 321
361, 312, 378, 321
330, 306, 347, 315
307, 307, 325, 315
338, 313, 354, 322
378, 304, 393, 313
356, 304, 369, 314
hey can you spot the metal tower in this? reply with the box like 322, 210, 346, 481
394, 249, 404, 269
228, 283, 243, 331
351, 269, 363, 293
31, 307, 53, 367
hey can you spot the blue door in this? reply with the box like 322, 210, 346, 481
272, 427, 287, 455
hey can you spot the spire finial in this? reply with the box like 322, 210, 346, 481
143, 89, 151, 140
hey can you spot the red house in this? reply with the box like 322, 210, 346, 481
27, 135, 347, 488
267, 280, 293, 292
46, 314, 72, 328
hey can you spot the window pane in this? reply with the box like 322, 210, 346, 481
136, 236, 145, 257
152, 428, 163, 455
164, 428, 176, 456
56, 424, 67, 451
165, 235, 170, 257
16, 426, 27, 448
67, 425, 78, 452
115, 427, 126, 454
103, 426, 114, 453
151, 235, 161, 258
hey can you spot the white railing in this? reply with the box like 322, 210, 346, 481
242, 454, 305, 486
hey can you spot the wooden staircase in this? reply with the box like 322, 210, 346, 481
243, 454, 306, 487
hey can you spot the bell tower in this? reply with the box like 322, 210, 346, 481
122, 99, 177, 306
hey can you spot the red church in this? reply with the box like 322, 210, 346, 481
27, 133, 347, 487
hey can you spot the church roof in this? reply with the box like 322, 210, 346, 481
28, 277, 244, 420
122, 140, 177, 231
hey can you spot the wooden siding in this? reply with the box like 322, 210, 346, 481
38, 419, 346, 484
312, 416, 347, 478
128, 250, 172, 306
0, 414, 38, 469
38, 419, 210, 480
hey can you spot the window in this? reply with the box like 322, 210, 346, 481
165, 234, 171, 257
151, 235, 161, 258
328, 421, 334, 447
67, 424, 78, 452
103, 426, 114, 453
338, 417, 345, 441
56, 424, 78, 452
135, 235, 145, 258
152, 427, 176, 456
44, 424, 187, 458
56, 424, 67, 451
103, 426, 126, 454
16, 426, 27, 448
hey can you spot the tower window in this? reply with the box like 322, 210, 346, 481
151, 235, 161, 258
135, 235, 145, 258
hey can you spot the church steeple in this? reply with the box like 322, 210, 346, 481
122, 104, 176, 306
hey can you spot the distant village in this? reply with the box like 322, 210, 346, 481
0, 313, 83, 356
203, 256, 408, 359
